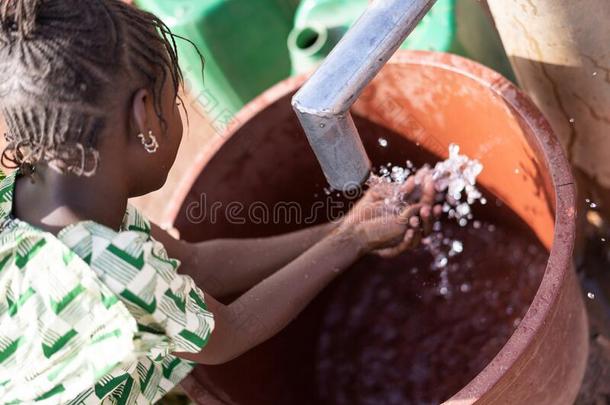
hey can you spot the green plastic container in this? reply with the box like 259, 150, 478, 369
287, 0, 459, 75
135, 0, 300, 125
136, 0, 513, 123
288, 0, 513, 78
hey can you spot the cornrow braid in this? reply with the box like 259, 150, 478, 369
0, 0, 202, 176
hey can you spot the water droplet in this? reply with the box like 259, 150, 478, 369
460, 283, 471, 293
435, 256, 448, 268
456, 203, 470, 218
390, 166, 408, 183
451, 240, 464, 253
514, 168, 520, 174
378, 137, 388, 147
587, 292, 595, 300
569, 118, 575, 123
593, 71, 598, 76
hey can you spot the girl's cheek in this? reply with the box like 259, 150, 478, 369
175, 110, 184, 144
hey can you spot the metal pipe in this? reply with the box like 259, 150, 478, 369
292, 0, 437, 190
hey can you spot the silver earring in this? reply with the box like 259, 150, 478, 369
138, 130, 159, 154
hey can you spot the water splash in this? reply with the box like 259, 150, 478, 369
432, 144, 484, 217
366, 143, 485, 297
368, 143, 484, 226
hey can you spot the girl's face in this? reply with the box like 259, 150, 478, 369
157, 79, 184, 179
126, 74, 184, 197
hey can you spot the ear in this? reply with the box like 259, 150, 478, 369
131, 88, 151, 136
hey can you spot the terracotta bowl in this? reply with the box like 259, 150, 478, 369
165, 51, 586, 405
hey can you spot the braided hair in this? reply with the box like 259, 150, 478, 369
0, 0, 198, 176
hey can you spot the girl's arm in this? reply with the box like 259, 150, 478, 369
151, 222, 338, 298
175, 226, 365, 365
174, 172, 437, 365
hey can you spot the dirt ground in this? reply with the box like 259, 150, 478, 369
575, 228, 610, 404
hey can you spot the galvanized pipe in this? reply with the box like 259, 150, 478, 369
292, 0, 437, 190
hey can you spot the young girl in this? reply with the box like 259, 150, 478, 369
0, 0, 437, 403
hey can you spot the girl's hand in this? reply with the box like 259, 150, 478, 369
177, 168, 439, 366
337, 168, 439, 258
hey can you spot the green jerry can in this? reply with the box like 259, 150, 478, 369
288, 0, 513, 78
288, 0, 458, 75
136, 0, 512, 123
134, 0, 301, 126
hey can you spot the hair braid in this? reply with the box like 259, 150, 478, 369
0, 0, 202, 176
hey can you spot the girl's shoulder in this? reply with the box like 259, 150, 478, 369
57, 205, 215, 355
0, 220, 140, 403
121, 204, 152, 235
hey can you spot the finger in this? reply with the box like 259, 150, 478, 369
365, 183, 385, 200
407, 169, 432, 204
397, 227, 422, 253
373, 181, 393, 194
374, 247, 402, 259
400, 203, 424, 221
398, 175, 416, 197
406, 227, 423, 249
404, 228, 416, 246
414, 166, 431, 184
375, 228, 416, 258
399, 203, 424, 222
420, 205, 432, 235
433, 204, 443, 218
420, 175, 436, 206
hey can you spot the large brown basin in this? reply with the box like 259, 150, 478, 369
164, 51, 587, 404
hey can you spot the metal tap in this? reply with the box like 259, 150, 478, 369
292, 0, 437, 190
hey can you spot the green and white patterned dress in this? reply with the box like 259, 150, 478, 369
0, 171, 215, 404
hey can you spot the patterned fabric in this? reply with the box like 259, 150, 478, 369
0, 171, 214, 404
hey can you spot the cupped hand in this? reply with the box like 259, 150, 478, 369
338, 167, 440, 257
